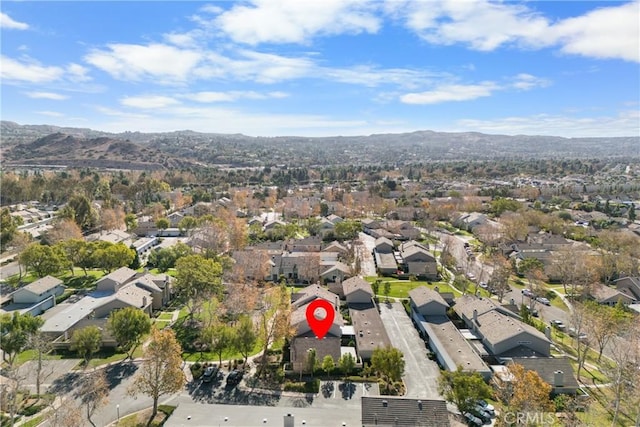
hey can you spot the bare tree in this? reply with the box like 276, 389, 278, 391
76, 370, 109, 427
48, 401, 84, 427
603, 325, 640, 426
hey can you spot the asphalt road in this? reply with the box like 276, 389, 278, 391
378, 302, 442, 399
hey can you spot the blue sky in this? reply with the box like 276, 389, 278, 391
1, 1, 639, 137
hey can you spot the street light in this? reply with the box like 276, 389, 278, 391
116, 404, 120, 424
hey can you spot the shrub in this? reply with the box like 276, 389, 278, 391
283, 379, 320, 393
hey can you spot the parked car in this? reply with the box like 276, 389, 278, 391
226, 369, 244, 386
474, 402, 495, 418
477, 399, 495, 413
479, 282, 488, 289
472, 406, 492, 422
463, 412, 483, 426
521, 288, 533, 297
568, 328, 588, 341
536, 296, 551, 306
551, 319, 566, 330
202, 365, 219, 383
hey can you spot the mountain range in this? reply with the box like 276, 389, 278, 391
1, 121, 638, 170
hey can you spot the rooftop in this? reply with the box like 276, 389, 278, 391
409, 286, 449, 309
349, 302, 391, 355
19, 275, 63, 295
342, 277, 374, 298
361, 397, 450, 427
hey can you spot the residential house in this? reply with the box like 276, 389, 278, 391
454, 296, 551, 358
11, 276, 65, 316
343, 277, 374, 304
614, 276, 640, 302
590, 284, 635, 306
320, 262, 351, 285
12, 276, 64, 305
361, 397, 450, 427
374, 237, 394, 253
453, 212, 490, 232
509, 357, 580, 395
290, 285, 342, 372
399, 241, 438, 280
408, 286, 448, 317
409, 287, 491, 379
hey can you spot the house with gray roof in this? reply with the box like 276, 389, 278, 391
409, 287, 449, 317
290, 285, 343, 372
510, 357, 580, 395
614, 276, 640, 302
454, 295, 551, 358
590, 284, 635, 306
343, 277, 374, 304
374, 237, 394, 253
361, 397, 450, 427
95, 267, 138, 293
12, 276, 64, 305
349, 302, 391, 361
399, 242, 437, 280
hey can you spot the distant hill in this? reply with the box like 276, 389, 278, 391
1, 121, 638, 169
2, 131, 197, 170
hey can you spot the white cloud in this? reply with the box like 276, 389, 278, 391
181, 90, 288, 103
552, 1, 640, 62
396, 0, 639, 62
214, 0, 380, 45
36, 111, 65, 117
511, 73, 550, 91
120, 95, 181, 109
26, 92, 68, 100
0, 56, 64, 83
66, 63, 92, 82
0, 12, 29, 30
455, 110, 640, 137
401, 82, 498, 104
85, 43, 203, 83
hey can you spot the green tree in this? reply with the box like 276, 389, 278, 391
1, 207, 23, 250
334, 220, 363, 240
155, 217, 170, 230
306, 348, 319, 377
438, 366, 493, 413
203, 322, 235, 366
107, 307, 152, 358
372, 279, 381, 296
339, 353, 356, 377
489, 197, 521, 216
129, 246, 141, 270
175, 254, 223, 320
70, 325, 102, 366
234, 315, 257, 365
629, 204, 636, 221
19, 242, 67, 277
58, 239, 88, 275
178, 216, 198, 235
383, 281, 391, 301
322, 355, 335, 378
256, 283, 292, 378
128, 329, 185, 424
370, 346, 405, 394
66, 194, 98, 231
0, 312, 44, 366
124, 213, 138, 231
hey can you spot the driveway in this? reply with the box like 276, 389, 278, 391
357, 232, 376, 277
379, 302, 442, 399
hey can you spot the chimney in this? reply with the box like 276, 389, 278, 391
283, 413, 294, 427
473, 309, 478, 324
510, 298, 515, 305
554, 370, 564, 387
142, 296, 148, 308
545, 326, 551, 340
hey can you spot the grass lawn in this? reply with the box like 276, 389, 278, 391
20, 415, 44, 427
16, 349, 64, 366
82, 345, 146, 369
157, 312, 174, 321
117, 405, 175, 427
153, 320, 171, 330
364, 277, 458, 298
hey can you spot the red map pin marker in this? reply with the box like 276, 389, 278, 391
306, 299, 335, 339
